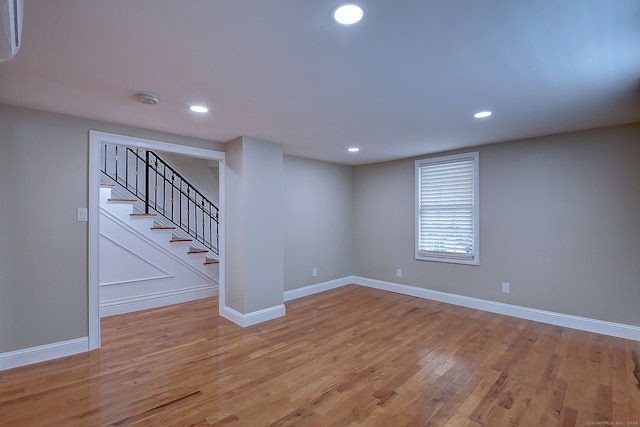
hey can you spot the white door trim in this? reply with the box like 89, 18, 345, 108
88, 131, 226, 349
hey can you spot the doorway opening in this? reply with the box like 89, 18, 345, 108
88, 131, 226, 349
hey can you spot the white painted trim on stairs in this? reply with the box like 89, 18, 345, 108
0, 337, 89, 371
100, 284, 219, 317
99, 229, 174, 287
283, 277, 354, 301
220, 304, 286, 328
100, 198, 215, 283
100, 274, 174, 287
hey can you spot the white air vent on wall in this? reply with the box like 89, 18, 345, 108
0, 0, 23, 62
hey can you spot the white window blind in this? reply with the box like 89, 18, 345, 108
415, 152, 479, 265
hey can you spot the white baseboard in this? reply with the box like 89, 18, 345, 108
283, 277, 354, 301
282, 276, 640, 341
220, 304, 286, 327
100, 284, 218, 317
5, 275, 639, 372
0, 337, 89, 371
351, 276, 640, 341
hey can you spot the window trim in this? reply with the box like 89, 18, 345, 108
415, 151, 479, 266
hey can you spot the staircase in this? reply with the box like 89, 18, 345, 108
98, 147, 221, 317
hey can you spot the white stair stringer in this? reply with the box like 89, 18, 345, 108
99, 186, 218, 317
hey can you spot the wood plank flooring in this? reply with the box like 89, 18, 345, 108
1, 285, 639, 426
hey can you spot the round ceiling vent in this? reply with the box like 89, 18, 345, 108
136, 92, 159, 105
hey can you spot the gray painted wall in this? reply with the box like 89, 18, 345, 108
353, 123, 640, 326
2, 100, 639, 356
225, 137, 284, 314
161, 153, 219, 201
224, 138, 245, 312
283, 155, 353, 290
0, 103, 224, 353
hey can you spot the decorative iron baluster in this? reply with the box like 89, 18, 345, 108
152, 161, 157, 212
179, 178, 183, 234
194, 195, 198, 241
126, 149, 130, 193
201, 200, 206, 246
133, 150, 138, 197
186, 187, 190, 233
114, 146, 119, 182
211, 208, 215, 247
144, 150, 150, 214
170, 174, 175, 222
100, 144, 219, 254
161, 157, 166, 216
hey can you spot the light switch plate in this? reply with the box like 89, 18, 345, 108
77, 207, 88, 222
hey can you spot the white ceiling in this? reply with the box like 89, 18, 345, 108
1, 0, 639, 164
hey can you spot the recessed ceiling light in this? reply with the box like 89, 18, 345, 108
333, 3, 364, 25
190, 105, 208, 113
474, 111, 492, 118
348, 147, 360, 152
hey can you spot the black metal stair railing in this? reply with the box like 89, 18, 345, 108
101, 144, 219, 255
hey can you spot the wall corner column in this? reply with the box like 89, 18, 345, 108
223, 137, 285, 326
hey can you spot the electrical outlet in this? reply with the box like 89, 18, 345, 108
396, 268, 402, 278
502, 282, 510, 294
312, 268, 317, 277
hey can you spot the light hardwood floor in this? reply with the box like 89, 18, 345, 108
1, 285, 639, 426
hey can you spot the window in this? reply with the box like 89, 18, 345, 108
415, 152, 479, 265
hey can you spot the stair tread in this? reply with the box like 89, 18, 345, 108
108, 198, 137, 203
188, 249, 208, 254
101, 179, 221, 266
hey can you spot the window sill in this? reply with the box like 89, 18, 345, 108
415, 254, 479, 266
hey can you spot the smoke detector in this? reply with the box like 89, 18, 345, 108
136, 92, 159, 105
